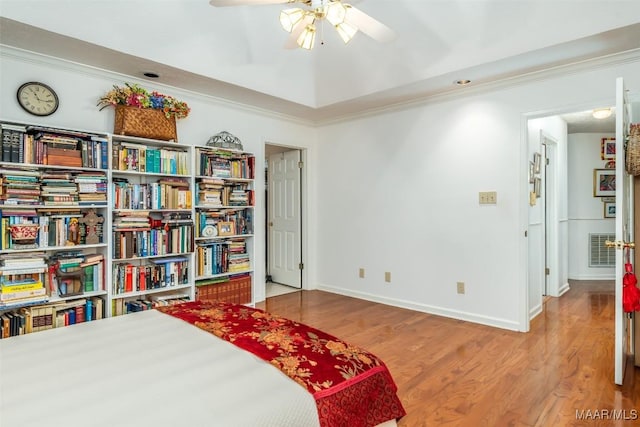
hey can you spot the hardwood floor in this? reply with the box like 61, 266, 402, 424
256, 281, 640, 426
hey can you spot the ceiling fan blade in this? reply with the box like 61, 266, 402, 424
209, 0, 295, 6
284, 14, 315, 49
345, 4, 396, 43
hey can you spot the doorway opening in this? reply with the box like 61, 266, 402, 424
265, 143, 305, 298
525, 105, 615, 329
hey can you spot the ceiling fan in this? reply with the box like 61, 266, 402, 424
209, 0, 396, 50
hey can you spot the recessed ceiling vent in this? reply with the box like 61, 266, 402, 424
589, 233, 616, 267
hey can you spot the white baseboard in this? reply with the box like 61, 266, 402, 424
568, 275, 615, 281
317, 284, 521, 332
529, 303, 543, 320
557, 282, 571, 296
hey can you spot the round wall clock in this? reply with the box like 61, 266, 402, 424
17, 81, 59, 116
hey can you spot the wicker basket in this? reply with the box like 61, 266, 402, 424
626, 124, 640, 176
114, 105, 177, 142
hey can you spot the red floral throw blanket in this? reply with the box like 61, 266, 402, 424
157, 301, 405, 427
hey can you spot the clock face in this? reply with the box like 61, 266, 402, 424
17, 82, 59, 116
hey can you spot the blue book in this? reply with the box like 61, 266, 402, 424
85, 299, 93, 322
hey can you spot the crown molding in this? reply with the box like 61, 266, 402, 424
0, 44, 316, 128
316, 48, 640, 126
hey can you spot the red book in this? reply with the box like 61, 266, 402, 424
75, 305, 85, 323
139, 267, 146, 291
125, 264, 133, 292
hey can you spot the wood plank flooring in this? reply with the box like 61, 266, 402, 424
256, 281, 640, 426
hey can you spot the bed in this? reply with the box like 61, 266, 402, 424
0, 300, 405, 427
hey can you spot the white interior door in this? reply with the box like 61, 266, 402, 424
268, 150, 302, 288
614, 77, 633, 385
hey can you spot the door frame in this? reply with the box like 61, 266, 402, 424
541, 131, 562, 297
520, 99, 615, 332
264, 142, 309, 294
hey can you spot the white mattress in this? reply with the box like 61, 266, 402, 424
0, 309, 321, 427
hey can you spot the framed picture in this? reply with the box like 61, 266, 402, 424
604, 201, 616, 218
533, 152, 541, 174
534, 177, 541, 198
529, 161, 535, 183
217, 221, 235, 236
594, 169, 616, 197
601, 137, 616, 160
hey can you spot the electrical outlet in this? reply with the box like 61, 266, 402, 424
457, 281, 465, 294
359, 268, 365, 278
385, 272, 391, 283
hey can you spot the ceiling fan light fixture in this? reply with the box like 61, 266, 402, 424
297, 24, 317, 50
335, 21, 358, 44
326, 1, 347, 26
592, 108, 612, 119
280, 8, 305, 32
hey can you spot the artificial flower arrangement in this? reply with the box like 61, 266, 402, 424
97, 83, 190, 119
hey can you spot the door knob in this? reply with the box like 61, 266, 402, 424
605, 240, 635, 249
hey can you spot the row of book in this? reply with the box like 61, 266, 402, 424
0, 297, 104, 338
0, 252, 105, 303
196, 273, 252, 305
1, 123, 108, 169
196, 239, 250, 277
0, 168, 108, 206
111, 294, 189, 317
113, 215, 193, 259
112, 257, 190, 295
0, 209, 105, 250
112, 142, 189, 175
112, 178, 192, 210
196, 149, 255, 179
196, 178, 254, 207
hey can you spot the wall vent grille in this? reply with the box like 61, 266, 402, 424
589, 233, 615, 268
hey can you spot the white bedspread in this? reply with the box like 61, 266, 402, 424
0, 310, 321, 427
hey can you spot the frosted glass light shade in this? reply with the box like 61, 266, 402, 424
280, 8, 305, 32
326, 1, 347, 25
335, 21, 358, 43
297, 24, 316, 50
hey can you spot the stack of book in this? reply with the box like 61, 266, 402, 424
227, 239, 250, 272
197, 178, 224, 206
75, 172, 107, 205
0, 169, 41, 205
0, 255, 48, 308
41, 171, 78, 205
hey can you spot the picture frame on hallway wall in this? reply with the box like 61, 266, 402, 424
604, 202, 616, 218
529, 161, 535, 183
533, 152, 541, 174
533, 177, 541, 198
601, 137, 616, 160
594, 169, 616, 197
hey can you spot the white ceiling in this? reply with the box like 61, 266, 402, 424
1, 0, 639, 128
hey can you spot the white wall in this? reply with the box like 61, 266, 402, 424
3, 45, 639, 332
315, 55, 640, 331
0, 47, 319, 304
568, 133, 616, 280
